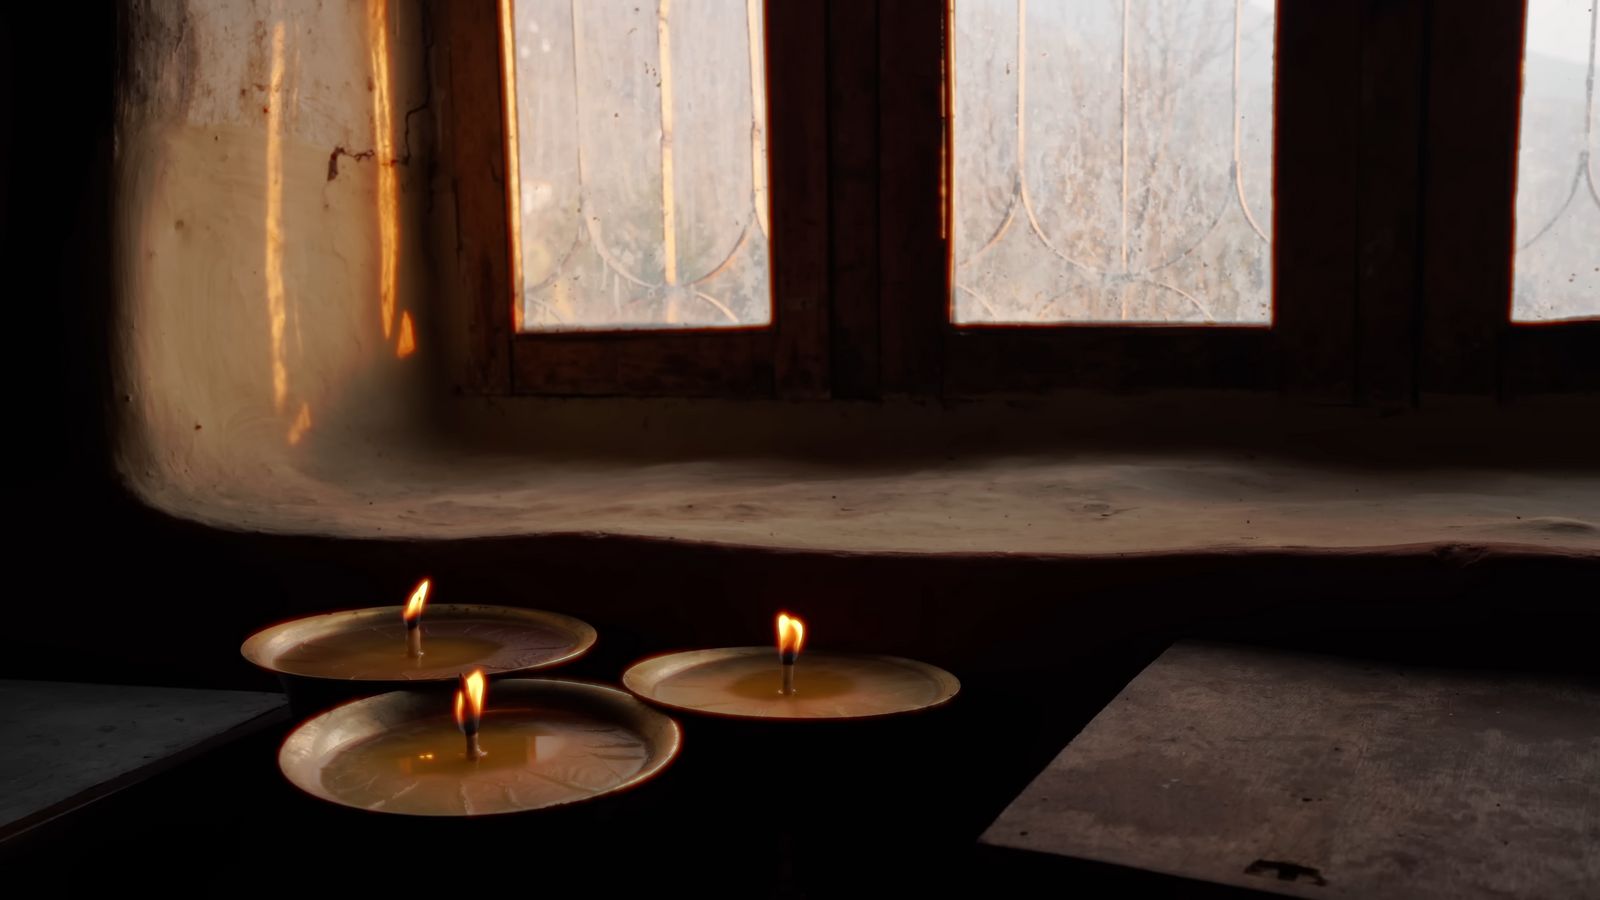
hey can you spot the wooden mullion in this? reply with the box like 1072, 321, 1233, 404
928, 1, 1360, 399
1420, 0, 1600, 398
766, 0, 831, 399
1417, 0, 1524, 395
878, 0, 946, 396
827, 0, 883, 400
1354, 0, 1427, 408
443, 0, 826, 399
1274, 0, 1362, 403
433, 0, 514, 396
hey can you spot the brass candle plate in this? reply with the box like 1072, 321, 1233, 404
624, 648, 960, 721
242, 605, 596, 682
279, 679, 681, 816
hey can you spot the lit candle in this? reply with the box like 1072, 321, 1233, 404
403, 578, 430, 658
777, 613, 805, 696
624, 615, 960, 721
455, 668, 487, 761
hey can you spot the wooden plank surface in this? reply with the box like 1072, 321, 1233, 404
0, 681, 286, 841
981, 642, 1600, 899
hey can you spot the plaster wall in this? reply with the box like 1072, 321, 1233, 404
114, 0, 431, 497
103, 0, 1599, 561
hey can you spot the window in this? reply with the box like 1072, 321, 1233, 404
1511, 0, 1599, 323
436, 0, 825, 396
951, 0, 1275, 325
504, 0, 773, 331
932, 0, 1357, 396
1421, 0, 1600, 395
436, 0, 1594, 401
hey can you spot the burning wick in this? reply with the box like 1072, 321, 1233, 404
776, 613, 805, 696
401, 578, 430, 658
455, 668, 487, 761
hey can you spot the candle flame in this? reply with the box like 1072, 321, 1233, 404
401, 578, 430, 626
777, 612, 805, 662
455, 668, 486, 734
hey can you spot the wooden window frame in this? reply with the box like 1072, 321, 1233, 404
882, 2, 1391, 401
437, 0, 1593, 403
1420, 0, 1600, 397
436, 0, 828, 398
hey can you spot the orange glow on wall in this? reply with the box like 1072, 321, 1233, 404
265, 20, 289, 413
395, 311, 416, 358
368, 0, 400, 341
498, 0, 525, 333
286, 402, 313, 445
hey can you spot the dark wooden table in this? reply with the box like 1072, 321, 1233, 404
981, 642, 1600, 899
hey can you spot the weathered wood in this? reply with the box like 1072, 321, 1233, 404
511, 330, 773, 397
0, 681, 286, 842
982, 641, 1600, 899
944, 327, 1275, 395
432, 0, 515, 396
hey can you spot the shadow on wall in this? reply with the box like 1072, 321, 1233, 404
114, 0, 432, 494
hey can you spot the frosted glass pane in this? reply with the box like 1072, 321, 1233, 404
1512, 0, 1599, 323
952, 0, 1275, 325
508, 0, 771, 331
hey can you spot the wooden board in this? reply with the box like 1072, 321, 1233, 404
981, 642, 1600, 898
0, 681, 286, 841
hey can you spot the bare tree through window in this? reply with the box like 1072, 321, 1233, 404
506, 0, 771, 332
1513, 0, 1600, 323
952, 0, 1275, 325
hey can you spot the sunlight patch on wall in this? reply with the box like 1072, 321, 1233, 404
369, 0, 401, 341
287, 402, 314, 446
396, 311, 417, 358
265, 20, 289, 412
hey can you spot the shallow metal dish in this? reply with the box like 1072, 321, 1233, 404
623, 647, 960, 722
279, 679, 681, 816
242, 604, 597, 682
